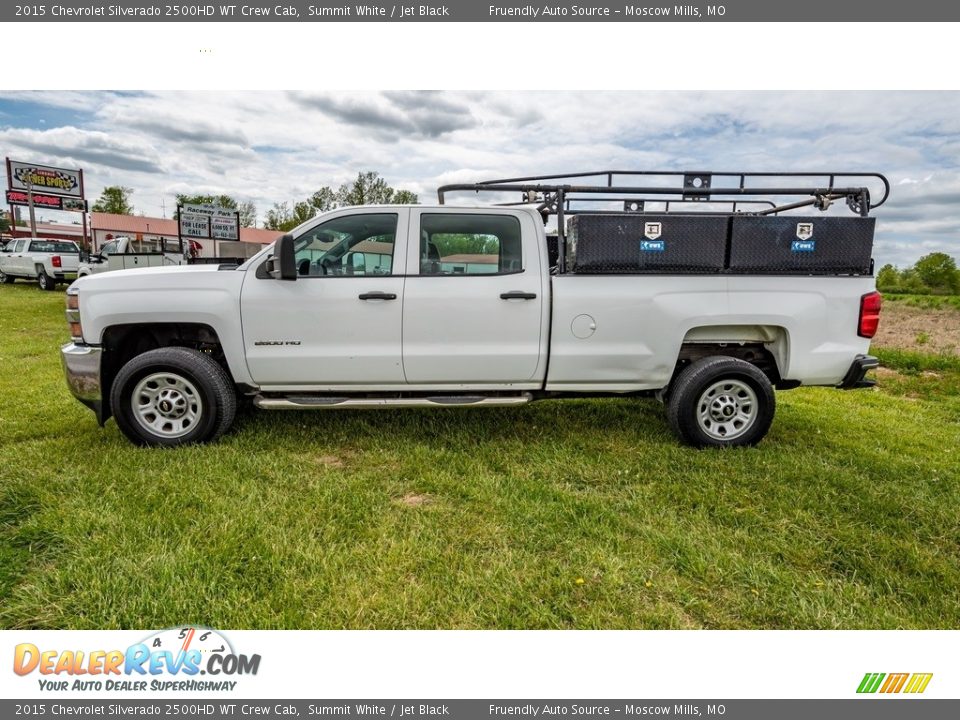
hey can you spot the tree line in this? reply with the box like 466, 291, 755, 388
876, 252, 960, 295
87, 171, 417, 231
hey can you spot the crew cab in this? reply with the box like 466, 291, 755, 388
60, 171, 886, 448
1, 237, 81, 290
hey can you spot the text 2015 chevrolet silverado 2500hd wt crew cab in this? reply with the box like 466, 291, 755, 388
1, 237, 81, 290
60, 170, 886, 448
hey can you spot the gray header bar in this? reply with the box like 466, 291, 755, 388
3, 0, 959, 22
3, 699, 958, 719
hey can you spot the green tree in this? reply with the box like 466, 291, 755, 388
309, 187, 338, 212
913, 252, 960, 294
264, 202, 317, 232
336, 171, 418, 206
264, 202, 293, 231
0, 213, 9, 234
265, 172, 417, 231
91, 186, 135, 215
237, 200, 257, 228
875, 263, 900, 292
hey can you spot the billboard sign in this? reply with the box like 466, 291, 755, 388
6, 190, 87, 212
178, 203, 240, 241
7, 159, 84, 198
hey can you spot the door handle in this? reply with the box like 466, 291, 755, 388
500, 291, 537, 300
358, 291, 397, 301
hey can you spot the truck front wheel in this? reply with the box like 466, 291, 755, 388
110, 347, 237, 447
0, 270, 14, 284
666, 356, 775, 448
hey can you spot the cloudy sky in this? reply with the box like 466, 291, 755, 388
1, 90, 958, 267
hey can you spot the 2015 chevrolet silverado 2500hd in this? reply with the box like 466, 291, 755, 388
60, 170, 886, 448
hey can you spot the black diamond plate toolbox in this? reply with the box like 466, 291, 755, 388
729, 216, 875, 275
566, 214, 729, 274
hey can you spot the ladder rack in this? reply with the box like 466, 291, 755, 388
436, 170, 889, 274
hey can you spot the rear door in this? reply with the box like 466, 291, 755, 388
240, 209, 409, 389
401, 209, 547, 386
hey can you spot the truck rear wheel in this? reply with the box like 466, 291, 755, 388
110, 347, 237, 447
666, 356, 775, 448
37, 267, 57, 291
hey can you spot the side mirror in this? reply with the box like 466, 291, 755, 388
266, 234, 297, 281
348, 251, 366, 273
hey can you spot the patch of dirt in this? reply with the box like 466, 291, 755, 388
872, 302, 960, 355
874, 366, 902, 379
395, 493, 433, 507
312, 455, 346, 468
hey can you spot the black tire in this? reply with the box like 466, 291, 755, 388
110, 347, 237, 447
0, 270, 14, 284
666, 356, 776, 448
37, 267, 57, 291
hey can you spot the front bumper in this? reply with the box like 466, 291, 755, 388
838, 354, 879, 390
61, 342, 104, 421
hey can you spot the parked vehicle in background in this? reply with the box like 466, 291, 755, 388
77, 236, 186, 278
0, 237, 81, 290
60, 170, 887, 448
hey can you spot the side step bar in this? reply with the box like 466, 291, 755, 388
254, 393, 534, 410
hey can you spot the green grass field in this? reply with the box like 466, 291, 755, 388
1, 282, 958, 629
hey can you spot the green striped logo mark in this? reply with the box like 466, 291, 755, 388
858, 672, 933, 694
857, 673, 886, 693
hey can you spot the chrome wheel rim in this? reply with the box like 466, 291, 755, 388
696, 379, 757, 441
132, 372, 202, 439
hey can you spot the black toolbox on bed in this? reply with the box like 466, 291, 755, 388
565, 214, 875, 276
566, 214, 729, 274
727, 216, 875, 275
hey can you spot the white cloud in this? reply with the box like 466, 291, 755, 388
1, 90, 958, 267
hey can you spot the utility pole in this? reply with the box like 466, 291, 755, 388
25, 176, 37, 239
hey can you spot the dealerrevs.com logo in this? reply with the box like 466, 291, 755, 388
857, 672, 933, 694
13, 627, 261, 693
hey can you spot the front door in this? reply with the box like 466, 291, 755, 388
401, 210, 547, 386
240, 210, 408, 389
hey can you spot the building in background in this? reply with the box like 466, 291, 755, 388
91, 213, 279, 259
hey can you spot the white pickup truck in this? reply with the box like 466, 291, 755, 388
60, 171, 886, 448
0, 237, 81, 290
77, 236, 186, 278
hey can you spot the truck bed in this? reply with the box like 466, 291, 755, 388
547, 274, 875, 391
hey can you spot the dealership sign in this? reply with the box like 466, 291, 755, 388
6, 189, 87, 212
178, 203, 240, 241
7, 159, 84, 198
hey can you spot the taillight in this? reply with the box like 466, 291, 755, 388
52, 255, 62, 268
858, 291, 882, 338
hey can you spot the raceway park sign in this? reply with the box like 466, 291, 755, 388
178, 203, 240, 241
7, 159, 84, 198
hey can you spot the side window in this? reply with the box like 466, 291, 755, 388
293, 213, 398, 277
100, 240, 118, 256
419, 214, 523, 276
13, 241, 25, 252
